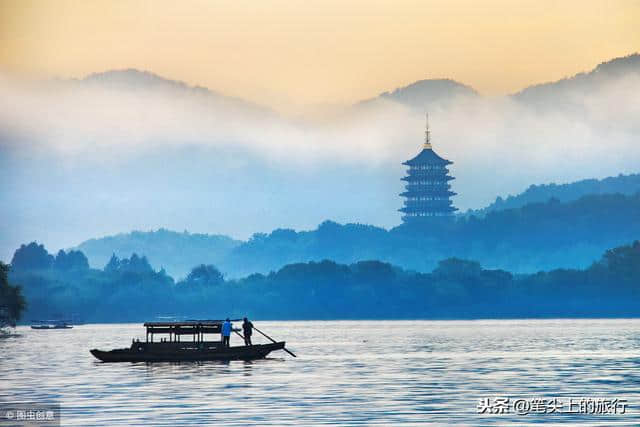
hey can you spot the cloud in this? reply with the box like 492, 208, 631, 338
0, 70, 639, 261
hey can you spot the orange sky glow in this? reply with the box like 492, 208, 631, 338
1, 0, 638, 110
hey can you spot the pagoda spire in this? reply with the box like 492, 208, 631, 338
423, 113, 432, 150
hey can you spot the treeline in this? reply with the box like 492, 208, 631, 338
9, 244, 173, 322
8, 240, 640, 322
11, 242, 90, 271
0, 262, 26, 328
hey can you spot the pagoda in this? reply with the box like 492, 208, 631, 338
399, 115, 457, 222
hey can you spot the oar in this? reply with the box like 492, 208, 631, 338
253, 326, 297, 357
233, 330, 245, 340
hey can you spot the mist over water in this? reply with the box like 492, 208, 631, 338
1, 65, 639, 260
1, 320, 639, 425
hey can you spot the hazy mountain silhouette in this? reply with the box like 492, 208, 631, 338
464, 172, 640, 217
70, 171, 640, 279
75, 229, 240, 279
512, 53, 640, 107
359, 53, 639, 112
82, 69, 208, 92
80, 54, 640, 114
76, 68, 275, 117
73, 188, 640, 279
357, 78, 478, 111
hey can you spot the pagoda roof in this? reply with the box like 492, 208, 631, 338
403, 148, 452, 166
399, 206, 458, 213
402, 175, 455, 182
400, 190, 457, 198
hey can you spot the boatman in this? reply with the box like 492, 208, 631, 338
222, 318, 232, 347
242, 317, 253, 346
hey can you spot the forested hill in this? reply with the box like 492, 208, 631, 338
221, 192, 640, 277
8, 240, 640, 322
464, 173, 640, 218
75, 229, 241, 279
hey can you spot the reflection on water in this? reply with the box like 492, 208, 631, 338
1, 319, 639, 425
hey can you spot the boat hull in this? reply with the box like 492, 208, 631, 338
90, 341, 286, 362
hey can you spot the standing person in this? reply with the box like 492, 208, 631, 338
242, 317, 253, 346
221, 318, 232, 348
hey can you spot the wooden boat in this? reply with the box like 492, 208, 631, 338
90, 320, 289, 362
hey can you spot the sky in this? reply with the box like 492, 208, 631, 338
1, 0, 639, 111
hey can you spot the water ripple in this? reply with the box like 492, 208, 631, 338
1, 319, 639, 425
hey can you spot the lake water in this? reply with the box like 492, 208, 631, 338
1, 319, 639, 426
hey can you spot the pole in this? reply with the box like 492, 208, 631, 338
253, 326, 297, 357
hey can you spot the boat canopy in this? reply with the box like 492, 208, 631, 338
145, 321, 220, 334
142, 320, 240, 342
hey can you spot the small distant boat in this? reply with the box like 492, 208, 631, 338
31, 320, 73, 329
90, 320, 294, 362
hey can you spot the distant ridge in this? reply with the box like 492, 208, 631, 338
76, 68, 274, 116
71, 53, 640, 115
82, 69, 208, 92
465, 172, 640, 217
358, 53, 639, 112
75, 229, 241, 279
358, 78, 478, 111
71, 172, 640, 278
512, 53, 640, 105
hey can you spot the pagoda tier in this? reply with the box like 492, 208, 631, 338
400, 199, 456, 209
401, 175, 455, 182
399, 190, 457, 198
399, 118, 457, 222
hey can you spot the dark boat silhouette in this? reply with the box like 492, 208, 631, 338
90, 320, 290, 362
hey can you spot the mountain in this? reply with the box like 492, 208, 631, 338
217, 192, 640, 277
357, 78, 478, 111
465, 173, 640, 217
358, 53, 640, 113
77, 68, 275, 117
75, 229, 241, 279
81, 55, 640, 115
512, 53, 640, 108
82, 69, 209, 92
